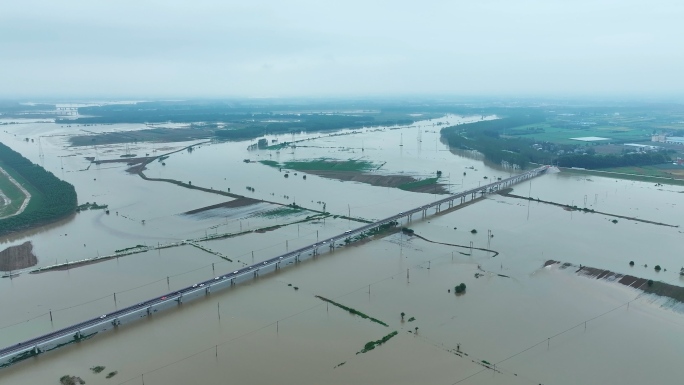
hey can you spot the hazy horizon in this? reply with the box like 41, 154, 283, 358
2, 0, 683, 99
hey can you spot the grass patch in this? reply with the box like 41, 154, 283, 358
507, 122, 649, 145
397, 177, 438, 191
281, 158, 375, 172
106, 371, 118, 379
357, 331, 399, 354
315, 295, 388, 327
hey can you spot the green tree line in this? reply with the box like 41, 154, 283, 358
557, 152, 671, 169
0, 143, 77, 236
440, 115, 551, 168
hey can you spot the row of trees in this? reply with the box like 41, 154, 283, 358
0, 143, 77, 236
557, 152, 671, 169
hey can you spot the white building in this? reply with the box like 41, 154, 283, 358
624, 144, 660, 152
665, 137, 684, 145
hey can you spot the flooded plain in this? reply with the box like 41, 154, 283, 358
1, 115, 683, 384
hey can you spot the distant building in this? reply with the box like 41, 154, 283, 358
624, 143, 660, 152
665, 137, 684, 145
651, 134, 666, 142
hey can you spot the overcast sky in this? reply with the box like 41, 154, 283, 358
2, 0, 683, 99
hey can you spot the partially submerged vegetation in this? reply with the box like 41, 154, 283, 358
59, 375, 85, 385
397, 177, 439, 192
261, 158, 376, 172
76, 202, 108, 211
252, 206, 304, 218
357, 331, 398, 354
90, 365, 105, 373
0, 143, 77, 236
62, 101, 423, 145
259, 157, 450, 194
315, 295, 388, 327
344, 221, 398, 245
546, 260, 684, 305
454, 283, 467, 294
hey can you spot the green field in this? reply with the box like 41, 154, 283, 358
253, 207, 303, 218
263, 158, 376, 172
506, 123, 652, 145
397, 177, 439, 191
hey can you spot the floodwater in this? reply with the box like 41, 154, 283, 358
0, 115, 683, 384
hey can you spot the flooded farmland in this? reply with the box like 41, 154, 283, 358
1, 115, 683, 385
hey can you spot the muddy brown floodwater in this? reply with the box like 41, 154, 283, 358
0, 115, 683, 384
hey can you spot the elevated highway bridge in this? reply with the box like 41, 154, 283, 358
0, 165, 552, 368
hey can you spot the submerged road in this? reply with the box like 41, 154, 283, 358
0, 165, 551, 365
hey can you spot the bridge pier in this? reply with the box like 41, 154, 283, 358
0, 166, 553, 369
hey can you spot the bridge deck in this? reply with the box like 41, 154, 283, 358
0, 165, 550, 366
